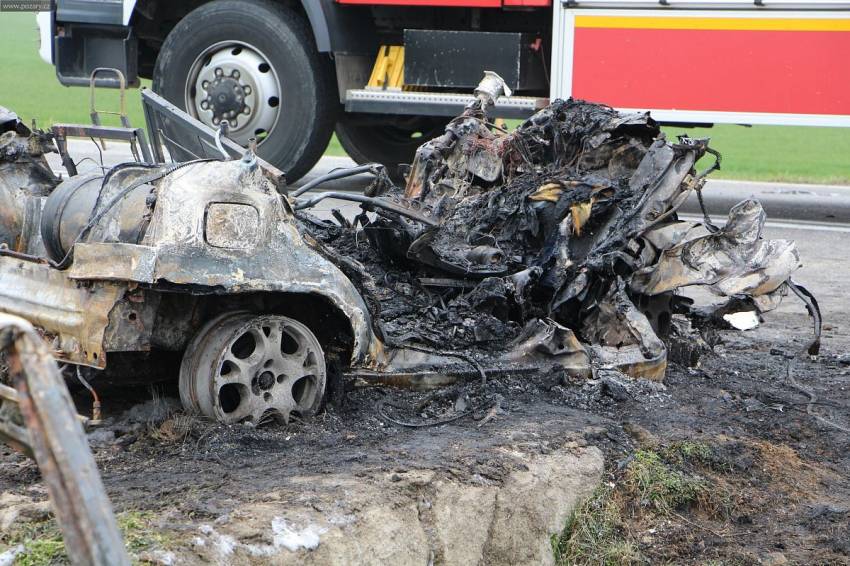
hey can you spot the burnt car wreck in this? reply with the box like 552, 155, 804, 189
0, 75, 821, 426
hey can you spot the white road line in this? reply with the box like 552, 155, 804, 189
707, 178, 850, 193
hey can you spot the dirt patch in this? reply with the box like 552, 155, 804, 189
569, 306, 850, 565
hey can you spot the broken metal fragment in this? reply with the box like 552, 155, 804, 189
0, 314, 129, 565
632, 200, 800, 298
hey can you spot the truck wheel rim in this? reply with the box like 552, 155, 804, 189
185, 41, 282, 147
184, 314, 326, 424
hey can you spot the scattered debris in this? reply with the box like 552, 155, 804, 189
0, 74, 820, 429
723, 310, 760, 331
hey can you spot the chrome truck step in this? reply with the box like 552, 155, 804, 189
344, 89, 548, 119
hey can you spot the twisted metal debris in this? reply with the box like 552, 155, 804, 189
0, 75, 819, 431
301, 73, 818, 381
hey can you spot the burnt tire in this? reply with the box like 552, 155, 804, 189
335, 114, 448, 181
152, 0, 337, 182
179, 312, 327, 424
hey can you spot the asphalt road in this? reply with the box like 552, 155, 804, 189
49, 139, 850, 228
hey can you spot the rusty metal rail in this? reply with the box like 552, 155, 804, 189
0, 314, 130, 566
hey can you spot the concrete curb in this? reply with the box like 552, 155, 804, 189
680, 179, 850, 225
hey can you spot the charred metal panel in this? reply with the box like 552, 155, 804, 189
103, 290, 160, 352
68, 242, 157, 283
204, 203, 261, 249
137, 161, 378, 367
632, 199, 801, 297
0, 257, 124, 368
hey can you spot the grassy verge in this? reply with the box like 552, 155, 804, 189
0, 510, 176, 565
661, 124, 850, 185
2, 12, 848, 182
552, 441, 732, 565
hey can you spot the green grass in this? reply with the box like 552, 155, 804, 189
662, 124, 850, 185
0, 510, 176, 565
623, 450, 712, 515
551, 484, 643, 566
2, 12, 848, 182
326, 133, 345, 157
552, 445, 732, 566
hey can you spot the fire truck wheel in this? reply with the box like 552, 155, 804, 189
152, 0, 336, 183
335, 114, 448, 181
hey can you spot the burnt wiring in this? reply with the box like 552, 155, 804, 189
784, 356, 850, 435
396, 341, 489, 385
290, 163, 386, 198
75, 366, 102, 424
88, 136, 105, 170
694, 143, 723, 233
376, 390, 503, 429
73, 157, 109, 173
293, 191, 440, 227
771, 276, 839, 433
787, 278, 822, 356
376, 398, 476, 428
369, 337, 495, 428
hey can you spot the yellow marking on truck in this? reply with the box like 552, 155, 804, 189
574, 15, 850, 32
367, 45, 405, 90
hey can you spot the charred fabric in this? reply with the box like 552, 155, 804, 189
298, 82, 820, 382
0, 78, 821, 417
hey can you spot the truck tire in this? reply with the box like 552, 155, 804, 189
335, 114, 448, 181
152, 0, 336, 182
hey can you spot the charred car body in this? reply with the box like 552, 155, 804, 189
0, 77, 819, 425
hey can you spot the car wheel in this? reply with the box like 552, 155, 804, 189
152, 0, 336, 182
179, 313, 327, 424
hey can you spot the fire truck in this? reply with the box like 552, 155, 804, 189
40, 0, 850, 181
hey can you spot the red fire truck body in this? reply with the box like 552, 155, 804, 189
43, 0, 850, 178
554, 8, 850, 127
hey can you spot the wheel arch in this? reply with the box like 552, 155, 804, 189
298, 0, 377, 54
131, 0, 375, 73
178, 289, 374, 372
